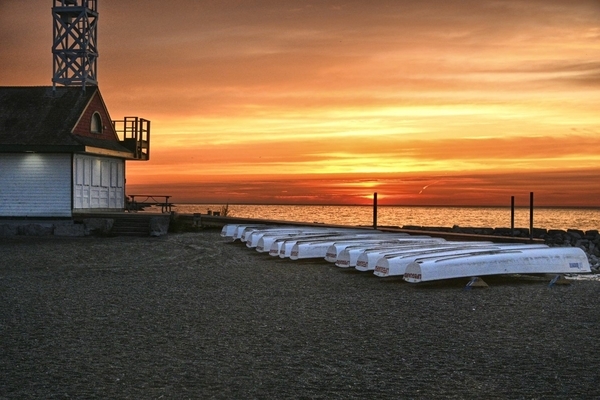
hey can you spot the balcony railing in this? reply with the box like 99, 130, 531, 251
113, 117, 150, 160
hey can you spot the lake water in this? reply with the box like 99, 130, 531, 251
173, 204, 600, 232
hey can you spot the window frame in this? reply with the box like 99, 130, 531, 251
90, 112, 103, 134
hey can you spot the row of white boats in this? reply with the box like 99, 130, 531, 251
220, 224, 591, 284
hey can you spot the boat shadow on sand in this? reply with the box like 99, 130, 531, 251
389, 273, 577, 289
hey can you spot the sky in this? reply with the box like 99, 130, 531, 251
1, 0, 600, 206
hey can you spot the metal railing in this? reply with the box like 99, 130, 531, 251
113, 117, 151, 160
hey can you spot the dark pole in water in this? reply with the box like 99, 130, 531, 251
373, 192, 378, 229
511, 196, 515, 236
529, 192, 534, 241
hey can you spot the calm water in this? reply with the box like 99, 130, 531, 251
174, 204, 600, 232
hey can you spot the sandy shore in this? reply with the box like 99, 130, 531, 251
2, 230, 600, 399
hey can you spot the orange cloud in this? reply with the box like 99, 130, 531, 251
126, 167, 600, 207
2, 1, 600, 207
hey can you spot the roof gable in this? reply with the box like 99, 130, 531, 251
72, 89, 120, 142
0, 86, 132, 157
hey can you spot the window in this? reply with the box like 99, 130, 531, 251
90, 112, 102, 133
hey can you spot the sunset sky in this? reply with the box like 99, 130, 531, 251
2, 0, 600, 206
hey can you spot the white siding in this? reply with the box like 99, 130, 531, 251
73, 154, 124, 211
0, 153, 72, 217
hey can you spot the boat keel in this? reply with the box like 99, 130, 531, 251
548, 274, 571, 287
464, 276, 489, 289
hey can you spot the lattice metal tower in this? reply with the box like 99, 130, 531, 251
52, 0, 98, 90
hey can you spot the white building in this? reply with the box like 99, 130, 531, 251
0, 86, 149, 217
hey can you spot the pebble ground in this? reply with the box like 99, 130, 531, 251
2, 230, 600, 399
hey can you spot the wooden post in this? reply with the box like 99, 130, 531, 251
529, 192, 534, 241
511, 196, 515, 236
373, 192, 378, 229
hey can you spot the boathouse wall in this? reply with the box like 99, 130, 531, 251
0, 153, 72, 217
0, 153, 126, 217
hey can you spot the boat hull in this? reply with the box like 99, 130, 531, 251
290, 234, 430, 260
374, 244, 549, 277
403, 247, 591, 283
335, 240, 446, 268
354, 241, 493, 271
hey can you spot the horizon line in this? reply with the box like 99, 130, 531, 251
173, 202, 600, 209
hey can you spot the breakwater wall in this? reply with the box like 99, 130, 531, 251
185, 214, 600, 271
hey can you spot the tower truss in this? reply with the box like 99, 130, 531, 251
52, 0, 98, 89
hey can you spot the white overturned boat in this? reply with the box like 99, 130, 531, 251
373, 243, 549, 277
246, 227, 364, 248
323, 237, 424, 263
239, 225, 296, 243
403, 246, 591, 283
276, 233, 397, 259
231, 224, 362, 244
245, 227, 336, 248
221, 224, 265, 239
288, 234, 430, 260
269, 232, 368, 257
256, 231, 366, 253
353, 241, 500, 271
335, 239, 448, 268
229, 224, 273, 242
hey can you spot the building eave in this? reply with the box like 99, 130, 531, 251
0, 144, 135, 159
83, 146, 136, 159
0, 144, 86, 153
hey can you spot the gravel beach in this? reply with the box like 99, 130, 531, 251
2, 230, 600, 399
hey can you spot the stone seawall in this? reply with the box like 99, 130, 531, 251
0, 215, 170, 238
